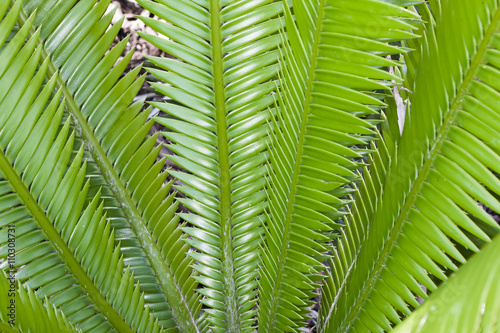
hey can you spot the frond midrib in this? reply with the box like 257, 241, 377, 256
265, 0, 326, 326
210, 0, 240, 329
0, 146, 133, 333
333, 6, 500, 332
14, 7, 200, 332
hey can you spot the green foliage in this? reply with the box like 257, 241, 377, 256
0, 0, 499, 332
393, 233, 500, 332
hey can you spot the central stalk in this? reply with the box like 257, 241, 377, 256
210, 0, 240, 331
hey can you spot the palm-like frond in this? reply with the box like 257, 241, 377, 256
393, 233, 500, 333
0, 5, 162, 331
0, 272, 78, 333
318, 133, 394, 332
318, 1, 500, 331
257, 0, 419, 330
1, 0, 201, 330
137, 0, 283, 331
2, 0, 499, 331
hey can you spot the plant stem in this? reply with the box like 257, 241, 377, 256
210, 0, 240, 330
265, 0, 326, 327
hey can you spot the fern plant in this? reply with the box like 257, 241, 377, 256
0, 0, 499, 332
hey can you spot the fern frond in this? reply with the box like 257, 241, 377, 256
0, 6, 162, 331
0, 272, 79, 333
318, 1, 500, 331
318, 133, 396, 332
393, 233, 500, 332
257, 0, 419, 330
137, 0, 283, 330
8, 0, 201, 330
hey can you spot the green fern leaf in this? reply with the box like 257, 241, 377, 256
318, 1, 500, 331
257, 0, 419, 330
0, 7, 162, 331
137, 0, 283, 331
1, 0, 200, 331
393, 233, 500, 332
0, 272, 79, 333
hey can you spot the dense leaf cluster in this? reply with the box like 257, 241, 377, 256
0, 0, 499, 332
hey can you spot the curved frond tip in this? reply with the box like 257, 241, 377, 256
393, 233, 500, 333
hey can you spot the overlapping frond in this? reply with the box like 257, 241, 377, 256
0, 7, 162, 331
393, 233, 500, 333
318, 132, 392, 331
399, 3, 431, 92
257, 0, 419, 330
8, 0, 202, 330
3, 0, 499, 331
0, 272, 78, 333
318, 1, 500, 331
137, 0, 283, 331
